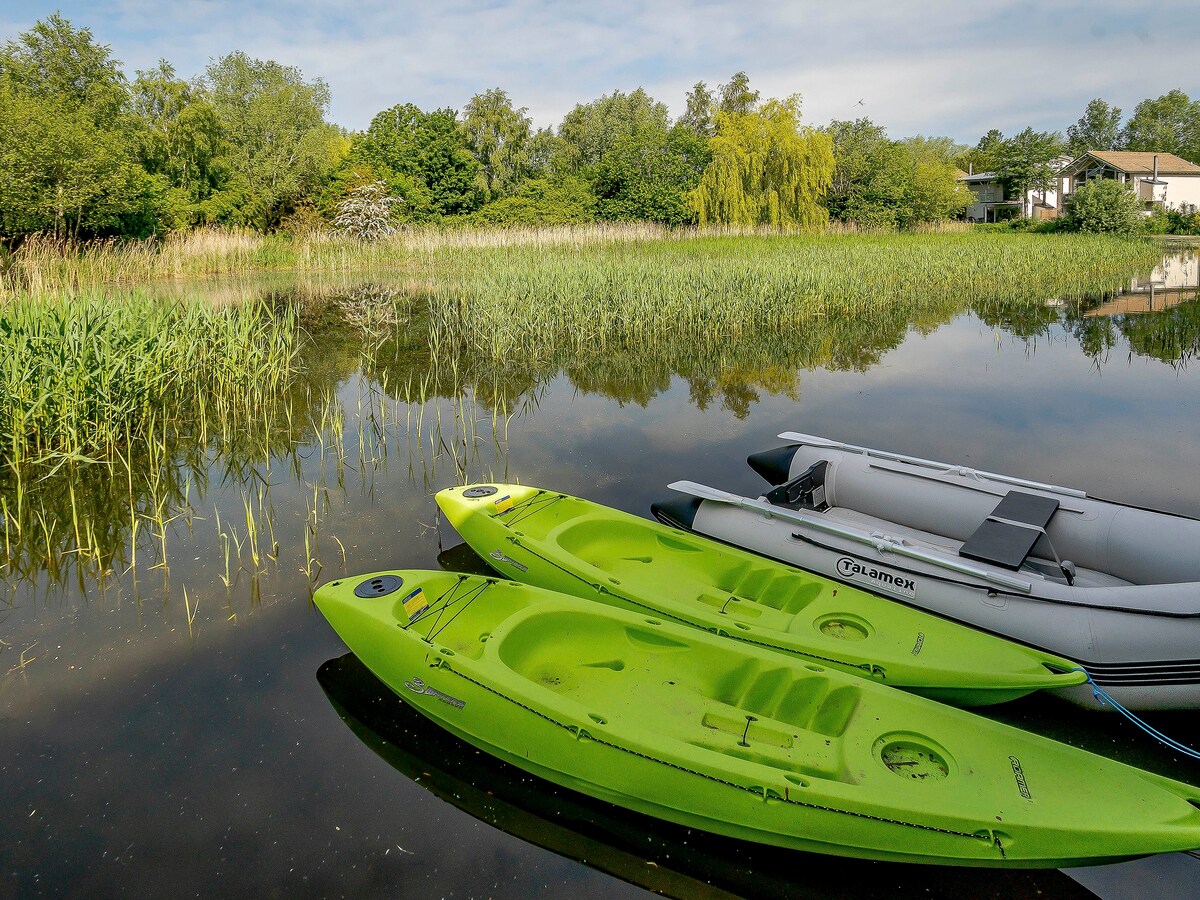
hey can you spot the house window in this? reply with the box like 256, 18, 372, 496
974, 184, 1001, 203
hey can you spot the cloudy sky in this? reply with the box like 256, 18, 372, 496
4, 1, 1198, 143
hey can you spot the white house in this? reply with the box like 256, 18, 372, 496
1056, 151, 1200, 215
960, 160, 1070, 222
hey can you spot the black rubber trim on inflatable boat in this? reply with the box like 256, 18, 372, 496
1083, 660, 1200, 685
650, 495, 701, 531
747, 444, 799, 485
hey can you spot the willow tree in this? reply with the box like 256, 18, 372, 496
691, 97, 834, 227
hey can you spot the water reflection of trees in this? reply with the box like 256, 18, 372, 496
1063, 300, 1200, 368
11, 274, 1200, 595
365, 290, 963, 418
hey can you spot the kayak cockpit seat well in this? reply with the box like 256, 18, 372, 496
492, 609, 859, 780
553, 516, 785, 601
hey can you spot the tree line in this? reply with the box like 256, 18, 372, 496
2, 15, 1197, 243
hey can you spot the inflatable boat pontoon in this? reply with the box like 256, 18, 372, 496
653, 432, 1200, 711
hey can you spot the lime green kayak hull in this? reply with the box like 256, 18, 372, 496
435, 484, 1084, 706
314, 570, 1200, 867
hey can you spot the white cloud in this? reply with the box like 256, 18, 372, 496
7, 0, 1200, 140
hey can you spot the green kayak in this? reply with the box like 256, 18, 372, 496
313, 569, 1200, 867
436, 484, 1084, 706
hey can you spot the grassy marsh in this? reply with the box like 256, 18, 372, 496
0, 227, 1174, 604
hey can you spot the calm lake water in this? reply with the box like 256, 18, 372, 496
3, 249, 1200, 898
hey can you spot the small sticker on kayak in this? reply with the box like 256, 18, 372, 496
402, 587, 430, 621
1009, 756, 1032, 800
493, 494, 514, 514
836, 557, 917, 599
489, 549, 528, 572
404, 676, 465, 709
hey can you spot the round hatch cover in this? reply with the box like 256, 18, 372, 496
463, 486, 499, 498
354, 574, 404, 598
880, 741, 949, 781
817, 618, 869, 641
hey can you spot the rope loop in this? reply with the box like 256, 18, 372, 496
1074, 668, 1200, 762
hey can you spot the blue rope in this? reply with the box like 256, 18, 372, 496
1074, 668, 1200, 762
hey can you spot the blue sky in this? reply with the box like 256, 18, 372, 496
3, 1, 1198, 144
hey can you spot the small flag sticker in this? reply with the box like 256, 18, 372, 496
402, 587, 429, 621
493, 494, 513, 514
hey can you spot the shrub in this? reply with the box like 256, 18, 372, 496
1063, 179, 1144, 234
467, 177, 597, 226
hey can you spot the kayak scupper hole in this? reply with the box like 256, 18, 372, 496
479, 632, 491, 643
440, 648, 454, 656
734, 623, 750, 631
609, 578, 621, 585
589, 714, 607, 726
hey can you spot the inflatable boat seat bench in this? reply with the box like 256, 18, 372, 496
959, 491, 1060, 571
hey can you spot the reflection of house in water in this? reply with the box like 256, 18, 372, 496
1085, 250, 1199, 317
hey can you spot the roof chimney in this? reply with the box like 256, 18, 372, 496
1145, 154, 1166, 186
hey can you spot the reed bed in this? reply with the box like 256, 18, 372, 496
0, 292, 298, 466
0, 228, 1171, 601
420, 232, 1164, 360
1, 221, 978, 298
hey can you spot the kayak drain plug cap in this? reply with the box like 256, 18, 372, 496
354, 575, 404, 598
463, 486, 499, 498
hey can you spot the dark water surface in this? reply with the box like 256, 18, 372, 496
3, 256, 1200, 898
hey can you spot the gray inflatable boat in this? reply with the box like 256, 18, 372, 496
653, 432, 1200, 711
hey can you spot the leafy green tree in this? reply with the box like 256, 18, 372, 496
824, 120, 968, 227
357, 102, 483, 219
1067, 99, 1123, 156
0, 16, 158, 239
203, 51, 344, 229
0, 13, 127, 121
556, 88, 670, 173
680, 81, 716, 137
956, 129, 1005, 175
0, 82, 148, 239
717, 71, 759, 115
994, 128, 1066, 216
823, 117, 894, 222
692, 96, 833, 227
825, 118, 892, 220
131, 61, 224, 227
902, 142, 972, 224
900, 135, 966, 166
526, 127, 559, 175
460, 88, 533, 199
592, 124, 711, 225
1063, 178, 1144, 233
1122, 90, 1200, 163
